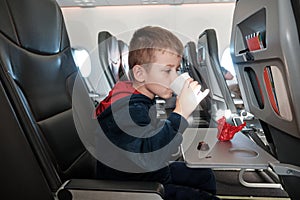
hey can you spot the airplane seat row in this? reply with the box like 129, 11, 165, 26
197, 29, 275, 153
0, 0, 163, 199
231, 0, 300, 199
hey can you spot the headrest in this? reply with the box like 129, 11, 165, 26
199, 29, 219, 64
98, 31, 120, 63
183, 41, 198, 67
118, 40, 129, 80
98, 31, 120, 83
0, 0, 69, 54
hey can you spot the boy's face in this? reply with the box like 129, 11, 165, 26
141, 50, 181, 99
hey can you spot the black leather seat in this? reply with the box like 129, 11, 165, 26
0, 0, 163, 199
117, 39, 130, 81
98, 32, 130, 84
0, 0, 93, 186
98, 31, 121, 87
231, 0, 300, 199
182, 41, 211, 127
197, 29, 237, 125
0, 79, 53, 200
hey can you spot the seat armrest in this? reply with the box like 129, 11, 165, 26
57, 179, 164, 200
270, 162, 300, 178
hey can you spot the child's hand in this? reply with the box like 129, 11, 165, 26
173, 78, 209, 119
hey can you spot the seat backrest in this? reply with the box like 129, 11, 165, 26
0, 0, 96, 192
197, 29, 237, 120
182, 41, 211, 125
183, 41, 208, 90
118, 39, 130, 81
231, 0, 300, 199
98, 31, 121, 87
0, 79, 54, 200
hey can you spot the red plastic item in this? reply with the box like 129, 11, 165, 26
217, 116, 246, 141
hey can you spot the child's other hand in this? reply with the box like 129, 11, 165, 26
173, 78, 209, 119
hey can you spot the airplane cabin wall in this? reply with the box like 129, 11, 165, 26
61, 3, 235, 96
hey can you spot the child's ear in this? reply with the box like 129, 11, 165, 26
132, 65, 146, 83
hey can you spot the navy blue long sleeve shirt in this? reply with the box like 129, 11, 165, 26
96, 83, 188, 184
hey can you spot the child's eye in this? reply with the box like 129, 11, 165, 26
176, 68, 182, 75
164, 69, 171, 73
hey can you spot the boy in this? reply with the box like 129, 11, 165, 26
96, 26, 220, 200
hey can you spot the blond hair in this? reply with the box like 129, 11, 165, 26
128, 26, 183, 79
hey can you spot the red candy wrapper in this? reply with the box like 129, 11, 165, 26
217, 116, 246, 141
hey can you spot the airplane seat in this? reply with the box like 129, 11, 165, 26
197, 29, 237, 126
182, 41, 211, 127
98, 31, 121, 87
0, 80, 53, 200
183, 42, 207, 86
0, 0, 95, 184
231, 0, 300, 199
0, 0, 163, 199
117, 39, 130, 81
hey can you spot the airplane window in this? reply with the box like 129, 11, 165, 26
72, 48, 91, 78
221, 47, 244, 108
220, 47, 237, 86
